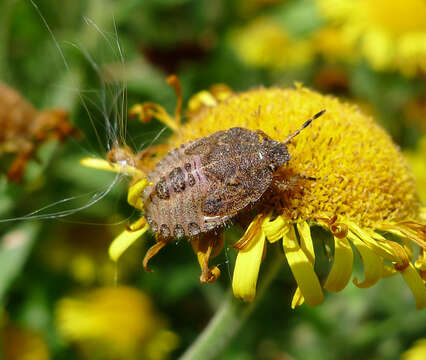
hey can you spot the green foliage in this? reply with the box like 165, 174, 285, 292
0, 1, 425, 359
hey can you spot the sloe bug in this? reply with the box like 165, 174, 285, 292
143, 110, 326, 240
104, 107, 325, 282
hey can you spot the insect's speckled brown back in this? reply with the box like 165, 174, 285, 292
143, 127, 290, 239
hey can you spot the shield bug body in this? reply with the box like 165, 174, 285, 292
143, 110, 326, 241
100, 107, 325, 283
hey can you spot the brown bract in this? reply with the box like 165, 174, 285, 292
0, 82, 76, 182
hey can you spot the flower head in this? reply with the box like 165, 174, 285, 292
55, 286, 178, 360
316, 0, 426, 76
82, 78, 426, 309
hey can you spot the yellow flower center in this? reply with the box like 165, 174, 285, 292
165, 87, 419, 227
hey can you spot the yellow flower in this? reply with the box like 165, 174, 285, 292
55, 286, 178, 360
228, 17, 314, 70
1, 325, 50, 360
82, 78, 426, 309
316, 0, 426, 76
313, 26, 356, 63
403, 339, 426, 360
41, 223, 128, 286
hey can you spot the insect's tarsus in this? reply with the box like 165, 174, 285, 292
283, 109, 326, 144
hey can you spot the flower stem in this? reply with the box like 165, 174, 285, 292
179, 249, 282, 360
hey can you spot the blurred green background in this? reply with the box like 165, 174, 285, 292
0, 0, 425, 359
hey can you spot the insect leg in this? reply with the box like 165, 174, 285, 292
191, 233, 222, 283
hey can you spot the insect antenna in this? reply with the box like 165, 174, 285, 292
282, 109, 326, 144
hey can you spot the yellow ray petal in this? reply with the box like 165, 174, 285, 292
287, 223, 317, 308
166, 74, 182, 125
420, 207, 426, 222
291, 287, 305, 309
324, 235, 354, 292
283, 226, 324, 306
129, 75, 182, 133
109, 222, 150, 262
143, 240, 168, 272
349, 222, 405, 263
297, 222, 315, 264
233, 214, 264, 250
401, 237, 414, 260
382, 264, 397, 278
187, 84, 233, 115
129, 102, 180, 133
80, 157, 144, 178
188, 90, 218, 111
289, 223, 316, 308
365, 229, 409, 266
232, 228, 266, 302
348, 232, 383, 288
415, 250, 426, 271
262, 215, 288, 243
380, 224, 426, 251
399, 263, 426, 310
127, 179, 152, 209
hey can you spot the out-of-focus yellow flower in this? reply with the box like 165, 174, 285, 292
314, 26, 356, 63
55, 286, 178, 360
228, 17, 314, 70
82, 79, 426, 310
40, 223, 135, 286
316, 0, 426, 76
1, 325, 49, 360
403, 339, 426, 360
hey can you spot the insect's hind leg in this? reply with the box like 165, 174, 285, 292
272, 172, 319, 192
191, 232, 222, 283
298, 174, 319, 181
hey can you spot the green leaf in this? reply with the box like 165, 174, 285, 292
0, 222, 40, 302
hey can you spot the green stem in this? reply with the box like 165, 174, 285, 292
179, 250, 283, 360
